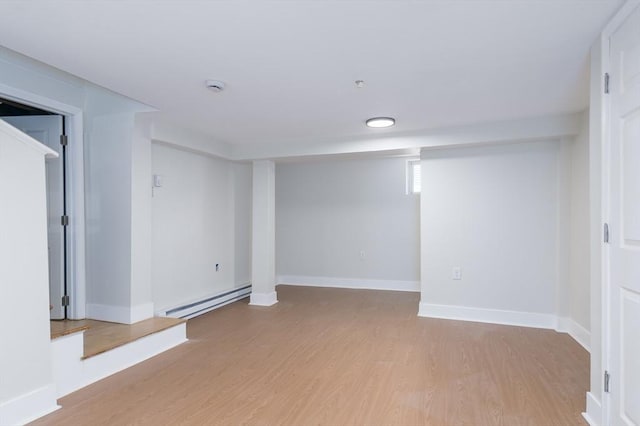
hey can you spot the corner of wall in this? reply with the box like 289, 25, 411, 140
583, 391, 603, 426
86, 303, 153, 324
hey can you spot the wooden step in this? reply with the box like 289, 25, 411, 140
50, 317, 187, 398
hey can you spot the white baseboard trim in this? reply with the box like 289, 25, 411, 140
130, 302, 155, 323
0, 383, 59, 426
556, 317, 591, 352
86, 303, 130, 324
86, 302, 154, 324
583, 392, 602, 426
418, 303, 591, 351
277, 275, 420, 292
250, 291, 278, 306
418, 302, 558, 329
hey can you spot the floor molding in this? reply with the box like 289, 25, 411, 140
583, 392, 602, 426
557, 317, 591, 352
130, 302, 155, 323
278, 275, 419, 292
0, 383, 59, 426
87, 302, 155, 324
249, 291, 278, 306
418, 302, 558, 329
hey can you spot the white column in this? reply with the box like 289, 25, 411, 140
250, 160, 278, 306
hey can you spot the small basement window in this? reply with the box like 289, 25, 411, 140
406, 159, 421, 194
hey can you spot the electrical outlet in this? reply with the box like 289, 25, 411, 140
359, 250, 366, 260
452, 267, 462, 280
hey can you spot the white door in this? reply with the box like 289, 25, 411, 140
608, 4, 640, 425
2, 115, 65, 320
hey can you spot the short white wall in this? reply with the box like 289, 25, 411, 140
419, 141, 560, 324
276, 157, 420, 289
0, 121, 58, 425
151, 142, 247, 312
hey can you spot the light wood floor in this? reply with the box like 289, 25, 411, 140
34, 286, 588, 425
50, 317, 185, 358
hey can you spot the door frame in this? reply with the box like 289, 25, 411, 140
0, 83, 86, 319
595, 2, 640, 425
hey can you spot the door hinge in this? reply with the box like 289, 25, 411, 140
604, 370, 610, 393
604, 223, 610, 243
60, 134, 68, 146
604, 73, 610, 94
61, 215, 69, 226
62, 295, 70, 307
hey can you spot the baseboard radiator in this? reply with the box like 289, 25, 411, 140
159, 284, 252, 319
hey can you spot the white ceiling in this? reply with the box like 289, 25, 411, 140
0, 1, 623, 151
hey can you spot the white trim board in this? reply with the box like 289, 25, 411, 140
87, 302, 154, 324
249, 291, 278, 306
556, 317, 591, 352
0, 383, 59, 426
277, 275, 420, 292
418, 302, 591, 352
418, 302, 558, 329
583, 392, 602, 426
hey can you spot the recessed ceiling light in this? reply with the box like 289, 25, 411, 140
366, 117, 395, 128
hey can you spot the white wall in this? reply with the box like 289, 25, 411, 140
83, 84, 155, 323
276, 157, 420, 290
0, 121, 58, 424
84, 110, 134, 313
151, 142, 250, 312
419, 141, 560, 323
234, 163, 252, 286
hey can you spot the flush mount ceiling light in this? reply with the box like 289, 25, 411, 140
366, 117, 395, 128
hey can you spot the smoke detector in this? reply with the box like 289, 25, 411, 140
205, 80, 226, 92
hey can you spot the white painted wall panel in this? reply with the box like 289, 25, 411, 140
151, 143, 237, 311
276, 157, 420, 283
84, 112, 134, 310
0, 121, 57, 423
420, 141, 559, 314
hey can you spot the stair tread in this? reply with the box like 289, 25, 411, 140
50, 317, 186, 358
82, 317, 186, 359
51, 320, 90, 339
